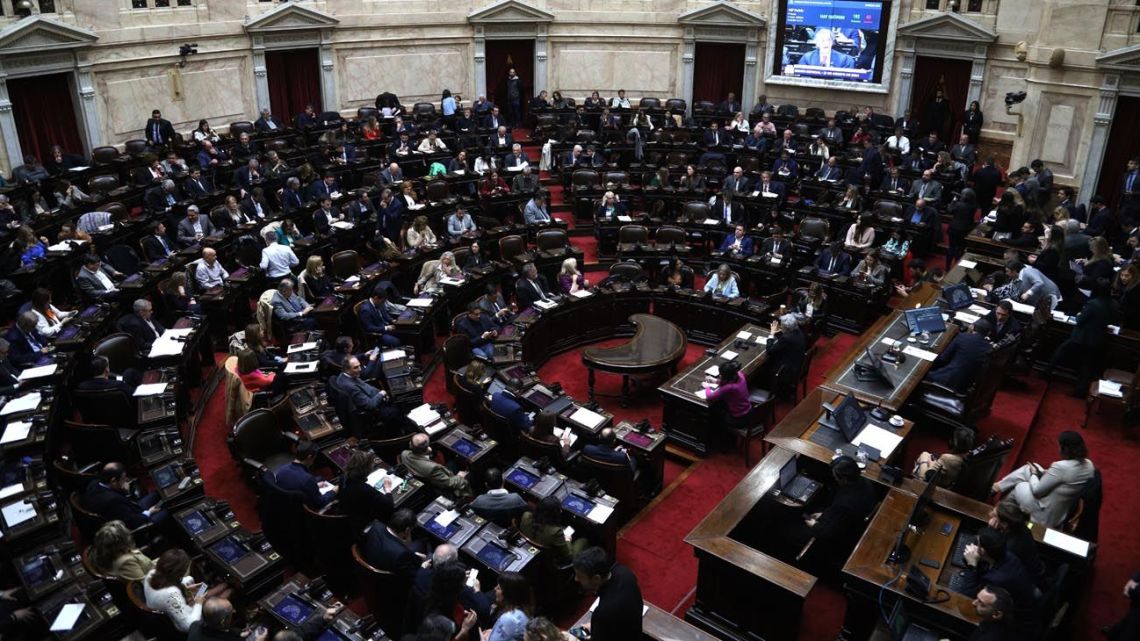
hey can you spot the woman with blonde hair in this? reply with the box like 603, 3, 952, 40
405, 215, 437, 249
89, 520, 153, 581
302, 255, 332, 303
558, 257, 588, 294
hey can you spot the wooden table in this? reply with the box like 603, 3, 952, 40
582, 313, 687, 406
573, 601, 719, 641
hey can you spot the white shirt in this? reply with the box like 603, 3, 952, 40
31, 305, 74, 338
260, 243, 299, 278
886, 135, 910, 155
87, 266, 117, 292
611, 97, 631, 109
196, 260, 229, 289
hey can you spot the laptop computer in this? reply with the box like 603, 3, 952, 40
904, 306, 947, 335
776, 457, 820, 503
940, 283, 973, 311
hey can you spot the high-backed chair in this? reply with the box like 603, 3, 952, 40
479, 398, 518, 461
62, 419, 136, 464
304, 502, 356, 592
69, 493, 107, 542
229, 121, 255, 137
608, 261, 644, 282
357, 107, 380, 121
655, 226, 686, 247
665, 98, 687, 114
87, 173, 120, 195
734, 389, 777, 468
228, 409, 297, 481
257, 469, 311, 565
618, 225, 648, 244
92, 332, 141, 374
351, 544, 410, 639
223, 355, 255, 425
799, 217, 830, 244
123, 139, 149, 156
331, 250, 361, 280
51, 459, 99, 497
604, 171, 630, 188
412, 102, 437, 124
123, 580, 181, 641
498, 234, 527, 263
681, 201, 710, 221
91, 146, 121, 165
571, 169, 599, 191
578, 454, 637, 520
536, 228, 568, 251
914, 342, 1015, 429
426, 180, 456, 206
441, 335, 473, 395
953, 436, 1014, 501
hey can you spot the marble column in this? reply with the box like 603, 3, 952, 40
74, 56, 101, 153
966, 56, 986, 109
895, 50, 915, 116
1079, 74, 1119, 208
0, 72, 21, 170
473, 29, 487, 99
319, 29, 337, 111
742, 33, 759, 115
252, 38, 271, 112
534, 26, 548, 94
681, 30, 695, 114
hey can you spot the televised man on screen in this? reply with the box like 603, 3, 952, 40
797, 29, 855, 69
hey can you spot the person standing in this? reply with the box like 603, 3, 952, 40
573, 547, 642, 641
506, 67, 522, 128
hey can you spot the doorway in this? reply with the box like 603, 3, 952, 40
265, 48, 322, 121
8, 72, 83, 161
1097, 95, 1140, 208
909, 56, 972, 142
692, 42, 745, 106
485, 39, 534, 128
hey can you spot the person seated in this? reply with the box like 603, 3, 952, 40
270, 279, 318, 331
358, 287, 400, 347
89, 520, 153, 581
916, 130, 945, 156
987, 498, 1043, 581
503, 144, 530, 171
783, 456, 876, 571
161, 272, 200, 316
490, 389, 533, 434
558, 257, 589, 295
844, 216, 876, 253
755, 170, 786, 201
771, 150, 798, 181
446, 208, 477, 238
6, 311, 50, 368
336, 355, 411, 434
718, 224, 753, 257
523, 193, 552, 224
992, 430, 1094, 528
572, 547, 644, 640
477, 282, 514, 326
913, 426, 976, 488
82, 461, 167, 529
582, 427, 635, 472
815, 156, 844, 182
463, 241, 491, 273
527, 410, 571, 460
75, 254, 122, 302
142, 221, 175, 262
307, 173, 341, 202
515, 262, 554, 309
905, 198, 937, 227
176, 206, 216, 248
849, 250, 889, 287
880, 166, 910, 194
924, 318, 992, 393
722, 166, 752, 197
953, 527, 1038, 633
909, 169, 943, 202
520, 496, 589, 563
704, 264, 740, 299
417, 131, 448, 154
411, 545, 493, 624
702, 121, 728, 149
984, 300, 1022, 346
144, 549, 208, 633
884, 127, 911, 156
320, 335, 381, 380
703, 360, 750, 450
300, 256, 333, 305
235, 349, 287, 398
312, 197, 344, 236
406, 215, 438, 250
401, 433, 474, 500
961, 586, 1018, 641
271, 441, 336, 509
817, 241, 852, 275
336, 448, 394, 534
596, 191, 626, 220
362, 508, 422, 578
189, 598, 274, 641
120, 298, 166, 352
469, 467, 529, 526
455, 302, 499, 360
78, 355, 137, 394
758, 227, 791, 262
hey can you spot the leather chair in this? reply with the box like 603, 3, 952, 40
618, 225, 648, 244
368, 433, 414, 467
479, 398, 518, 460
351, 544, 410, 639
665, 98, 687, 114
519, 529, 578, 614
777, 104, 799, 118
915, 342, 1015, 429
571, 169, 599, 191
228, 409, 298, 481
123, 579, 181, 641
666, 151, 690, 168
257, 469, 311, 566
264, 139, 289, 153
953, 436, 1013, 501
123, 139, 149, 156
739, 155, 761, 175
518, 431, 573, 472
229, 121, 255, 137
331, 250, 361, 280
1062, 469, 1102, 545
91, 146, 121, 165
441, 334, 472, 389
498, 234, 527, 263
682, 201, 710, 221
639, 97, 661, 111
62, 418, 136, 464
608, 261, 644, 282
536, 228, 568, 251
451, 373, 483, 425
357, 107, 380, 121
875, 200, 904, 220
412, 102, 437, 123
671, 129, 691, 145
304, 502, 356, 593
69, 493, 108, 542
734, 389, 776, 467
655, 226, 686, 247
451, 246, 471, 267
693, 101, 715, 115
87, 173, 120, 195
426, 180, 456, 206
603, 171, 630, 188
207, 205, 230, 230
804, 107, 826, 121
52, 459, 100, 498
578, 454, 638, 519
576, 130, 596, 145
92, 332, 141, 376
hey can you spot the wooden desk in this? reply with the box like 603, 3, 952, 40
684, 449, 817, 641
659, 323, 770, 455
583, 313, 687, 406
842, 488, 981, 639
573, 601, 719, 641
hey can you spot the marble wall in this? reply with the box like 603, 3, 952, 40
338, 43, 472, 108
550, 42, 679, 98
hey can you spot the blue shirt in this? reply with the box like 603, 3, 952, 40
487, 609, 528, 641
442, 96, 457, 117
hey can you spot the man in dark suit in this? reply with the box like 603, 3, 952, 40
234, 159, 262, 193
119, 299, 166, 352
75, 254, 122, 303
764, 314, 807, 394
716, 93, 740, 114
335, 356, 410, 434
361, 508, 421, 578
926, 319, 993, 393
482, 106, 505, 131
710, 192, 743, 226
0, 338, 23, 396
815, 156, 844, 182
895, 110, 919, 137
758, 227, 791, 260
189, 598, 276, 641
469, 468, 529, 526
502, 144, 529, 171
817, 241, 852, 275
950, 134, 978, 167
359, 287, 400, 347
272, 441, 336, 509
308, 173, 341, 202
1056, 188, 1085, 223
722, 166, 752, 196
145, 179, 180, 215
294, 104, 318, 129
254, 108, 283, 133
905, 198, 937, 227
182, 168, 212, 199
854, 139, 883, 187
573, 547, 643, 641
5, 312, 49, 368
176, 206, 216, 248
784, 456, 876, 572
81, 461, 165, 529
755, 170, 787, 202
141, 222, 174, 262
956, 527, 1038, 638
515, 262, 554, 309
77, 356, 136, 394
240, 188, 271, 222
378, 162, 404, 187
983, 301, 1022, 347
489, 390, 532, 434
144, 109, 176, 149
345, 190, 376, 228
412, 545, 493, 623
312, 197, 343, 236
582, 428, 635, 472
280, 177, 304, 213
909, 170, 943, 202
390, 132, 413, 157
1086, 195, 1121, 246
971, 158, 1003, 210
455, 303, 499, 360
718, 224, 753, 257
879, 166, 910, 194
702, 122, 728, 149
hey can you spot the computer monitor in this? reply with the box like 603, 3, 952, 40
904, 306, 946, 334
425, 518, 462, 540
181, 510, 211, 535
209, 537, 247, 564
151, 465, 179, 489
777, 457, 797, 491
315, 629, 347, 641
561, 493, 595, 517
888, 468, 943, 564
524, 389, 554, 407
941, 283, 973, 311
833, 394, 867, 443
272, 595, 316, 626
20, 556, 52, 587
506, 468, 540, 490
475, 542, 514, 571
452, 438, 480, 458
622, 431, 653, 448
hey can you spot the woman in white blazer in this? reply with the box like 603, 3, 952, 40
993, 430, 1095, 528
29, 288, 76, 338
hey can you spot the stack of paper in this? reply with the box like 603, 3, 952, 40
852, 425, 904, 459
0, 421, 32, 445
586, 504, 614, 523
434, 509, 460, 527
331, 221, 355, 230
720, 350, 739, 361
902, 345, 938, 362
0, 393, 41, 417
617, 215, 632, 222
408, 404, 442, 427
704, 365, 720, 377
534, 299, 559, 311
954, 312, 980, 325
381, 349, 407, 362
406, 298, 433, 308
149, 334, 188, 358
133, 383, 169, 397
17, 363, 57, 381
1097, 380, 1124, 398
736, 331, 753, 341
287, 341, 319, 354
50, 603, 85, 632
570, 406, 606, 429
572, 290, 593, 298
702, 218, 720, 225
440, 277, 465, 286
283, 362, 318, 374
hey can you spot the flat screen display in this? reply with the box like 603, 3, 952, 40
773, 0, 890, 84
622, 431, 653, 448
181, 510, 211, 535
152, 465, 179, 489
475, 542, 514, 570
561, 494, 595, 517
905, 306, 947, 334
941, 283, 973, 310
506, 468, 540, 489
425, 518, 461, 539
778, 457, 797, 490
452, 438, 480, 458
273, 595, 315, 626
20, 556, 51, 586
315, 629, 346, 641
834, 394, 867, 443
209, 536, 247, 564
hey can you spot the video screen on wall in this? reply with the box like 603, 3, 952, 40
773, 0, 891, 84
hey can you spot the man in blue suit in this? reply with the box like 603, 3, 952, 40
854, 139, 883, 187
359, 287, 400, 347
925, 319, 993, 393
307, 173, 340, 202
718, 224, 754, 257
361, 508, 421, 578
335, 356, 412, 435
455, 303, 498, 360
582, 427, 636, 472
272, 441, 336, 509
815, 156, 844, 182
817, 241, 852, 275
489, 390, 533, 434
6, 312, 50, 368
797, 29, 855, 68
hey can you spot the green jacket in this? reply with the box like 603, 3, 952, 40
400, 450, 472, 499
520, 512, 588, 563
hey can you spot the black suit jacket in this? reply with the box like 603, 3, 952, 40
809, 478, 876, 544
82, 481, 147, 529
361, 522, 419, 578
515, 275, 553, 310
0, 357, 19, 395
118, 314, 165, 351
926, 332, 992, 393
141, 234, 174, 262
144, 186, 178, 213
182, 176, 212, 199
590, 564, 643, 641
709, 198, 743, 225
766, 328, 806, 388
337, 479, 394, 534
145, 118, 176, 146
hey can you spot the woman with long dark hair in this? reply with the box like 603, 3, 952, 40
963, 100, 984, 143
486, 572, 533, 641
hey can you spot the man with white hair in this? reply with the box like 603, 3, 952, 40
270, 279, 317, 331
254, 107, 282, 132
503, 143, 529, 171
144, 178, 180, 215
763, 313, 807, 396
176, 205, 215, 248
259, 229, 299, 280
120, 299, 166, 351
412, 543, 494, 621
511, 165, 539, 193
723, 166, 752, 196
797, 28, 855, 69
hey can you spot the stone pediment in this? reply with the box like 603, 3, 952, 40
468, 0, 554, 24
678, 1, 765, 27
897, 12, 996, 43
1097, 44, 1140, 72
0, 15, 96, 57
245, 3, 339, 33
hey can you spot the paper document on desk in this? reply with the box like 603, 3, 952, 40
902, 346, 938, 362
1097, 380, 1124, 398
586, 504, 614, 524
695, 387, 712, 400
702, 218, 720, 225
367, 468, 393, 490
17, 363, 57, 381
406, 298, 433, 308
0, 484, 21, 499
1, 499, 36, 527
149, 336, 185, 358
1109, 325, 1121, 335
534, 299, 559, 311
133, 383, 169, 397
0, 393, 40, 417
408, 404, 441, 427
720, 350, 739, 361
1005, 299, 1035, 315
344, 275, 360, 285
852, 425, 903, 459
958, 259, 977, 269
704, 365, 720, 377
572, 289, 593, 298
167, 327, 194, 338
968, 304, 989, 316
0, 421, 32, 445
617, 215, 632, 222
954, 312, 980, 325
381, 349, 407, 362
1051, 310, 1071, 323
287, 341, 319, 354
880, 337, 898, 347
50, 604, 85, 632
331, 221, 355, 230
1043, 528, 1090, 557
736, 331, 753, 341
284, 361, 318, 374
435, 509, 461, 527
570, 407, 606, 429
317, 481, 337, 496
440, 277, 465, 286
554, 426, 578, 447
424, 420, 450, 436
588, 597, 648, 616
